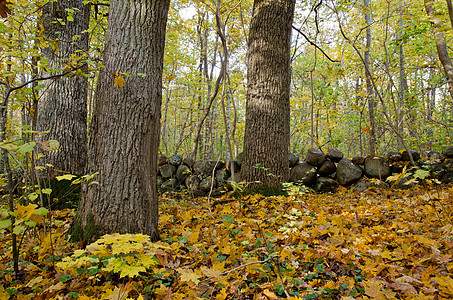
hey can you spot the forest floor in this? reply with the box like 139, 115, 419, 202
1, 184, 453, 299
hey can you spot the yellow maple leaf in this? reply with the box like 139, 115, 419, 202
177, 268, 200, 285
15, 203, 36, 220
362, 280, 385, 299
113, 71, 125, 89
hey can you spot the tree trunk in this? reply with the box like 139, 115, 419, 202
425, 0, 453, 99
77, 0, 170, 241
36, 0, 90, 175
241, 0, 296, 187
364, 0, 376, 156
397, 11, 407, 150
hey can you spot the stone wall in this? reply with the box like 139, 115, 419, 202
157, 146, 453, 195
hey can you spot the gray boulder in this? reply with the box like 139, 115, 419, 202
318, 160, 336, 176
351, 156, 365, 165
176, 164, 191, 182
289, 153, 299, 168
314, 177, 338, 193
199, 176, 217, 192
182, 157, 195, 168
226, 172, 242, 190
401, 150, 421, 162
161, 179, 178, 192
204, 160, 224, 175
387, 151, 402, 163
336, 158, 363, 185
327, 148, 343, 163
391, 162, 405, 174
159, 164, 176, 179
236, 152, 243, 166
353, 180, 389, 192
443, 159, 453, 173
193, 162, 205, 175
364, 156, 391, 179
158, 155, 168, 166
441, 172, 453, 184
305, 148, 326, 167
185, 175, 200, 191
225, 159, 240, 173
290, 162, 317, 186
215, 169, 229, 187
157, 175, 164, 187
168, 154, 183, 166
442, 146, 453, 158
427, 151, 444, 162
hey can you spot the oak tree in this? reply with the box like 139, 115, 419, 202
77, 0, 171, 241
241, 0, 296, 187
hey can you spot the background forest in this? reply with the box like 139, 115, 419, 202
1, 0, 452, 164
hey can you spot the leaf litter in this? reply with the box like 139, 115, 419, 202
1, 185, 452, 299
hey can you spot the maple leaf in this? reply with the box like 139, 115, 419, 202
177, 268, 200, 285
113, 71, 126, 89
362, 280, 385, 299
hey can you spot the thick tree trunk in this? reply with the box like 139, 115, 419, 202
425, 0, 453, 99
241, 0, 296, 187
36, 0, 90, 175
77, 0, 170, 241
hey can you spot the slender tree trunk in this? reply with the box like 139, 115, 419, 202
77, 0, 170, 241
242, 0, 296, 186
364, 0, 376, 155
397, 12, 407, 150
36, 0, 90, 175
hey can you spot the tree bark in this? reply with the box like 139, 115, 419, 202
241, 0, 296, 187
397, 11, 407, 150
425, 0, 453, 99
36, 0, 90, 175
77, 0, 170, 241
364, 0, 376, 156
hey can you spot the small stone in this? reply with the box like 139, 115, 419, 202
326, 148, 343, 163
